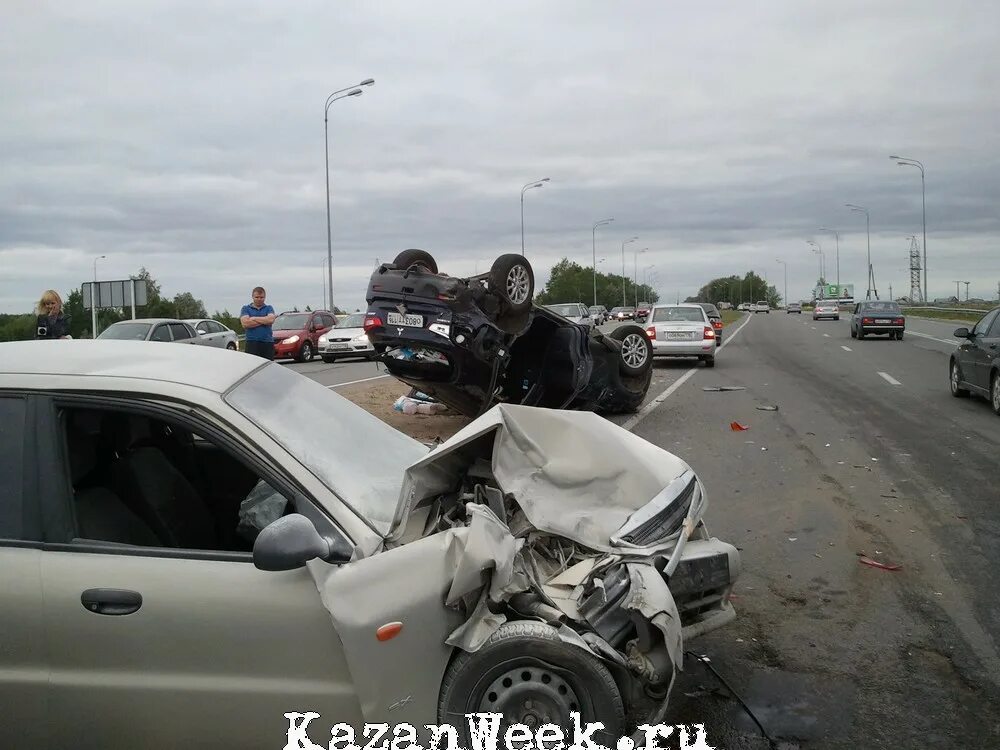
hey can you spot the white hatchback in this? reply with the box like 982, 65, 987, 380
644, 304, 718, 367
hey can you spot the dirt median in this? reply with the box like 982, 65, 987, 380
336, 378, 472, 443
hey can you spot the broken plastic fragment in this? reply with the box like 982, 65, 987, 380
858, 556, 902, 572
755, 405, 778, 411
730, 421, 749, 431
703, 386, 746, 392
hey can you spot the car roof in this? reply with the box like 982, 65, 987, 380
0, 340, 265, 393
106, 318, 186, 325
653, 303, 702, 308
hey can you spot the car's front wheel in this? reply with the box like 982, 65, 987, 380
438, 621, 625, 747
298, 342, 314, 362
321, 355, 336, 363
612, 324, 653, 377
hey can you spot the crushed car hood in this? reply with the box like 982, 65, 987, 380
389, 403, 694, 550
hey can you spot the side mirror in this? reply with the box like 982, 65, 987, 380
954, 327, 971, 339
253, 514, 335, 571
198, 330, 209, 336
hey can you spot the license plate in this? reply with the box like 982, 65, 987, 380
666, 331, 690, 340
387, 312, 423, 327
329, 343, 350, 350
876, 319, 891, 324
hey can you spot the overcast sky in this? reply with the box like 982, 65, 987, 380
2, 0, 999, 316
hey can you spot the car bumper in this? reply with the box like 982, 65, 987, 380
861, 325, 905, 334
651, 339, 715, 356
273, 341, 302, 358
321, 342, 374, 356
813, 313, 839, 319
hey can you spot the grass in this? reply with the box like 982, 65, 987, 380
721, 309, 745, 325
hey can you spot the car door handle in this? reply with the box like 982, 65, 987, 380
81, 588, 143, 616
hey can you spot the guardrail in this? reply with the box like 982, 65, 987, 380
901, 306, 992, 315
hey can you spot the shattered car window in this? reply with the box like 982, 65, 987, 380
547, 304, 583, 317
651, 307, 705, 323
225, 362, 428, 534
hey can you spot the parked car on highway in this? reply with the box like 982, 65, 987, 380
272, 310, 337, 362
0, 340, 740, 748
610, 306, 636, 321
753, 301, 770, 314
97, 318, 203, 345
545, 302, 596, 330
185, 318, 238, 350
588, 305, 609, 325
695, 302, 724, 345
364, 250, 653, 417
645, 304, 718, 367
949, 306, 1000, 414
787, 302, 802, 314
317, 313, 375, 363
850, 301, 906, 340
813, 301, 840, 321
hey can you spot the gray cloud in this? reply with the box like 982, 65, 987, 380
2, 0, 999, 316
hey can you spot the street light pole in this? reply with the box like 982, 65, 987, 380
620, 236, 637, 307
891, 156, 927, 304
592, 218, 614, 307
818, 227, 840, 293
807, 240, 823, 286
846, 204, 875, 299
633, 248, 647, 307
325, 78, 374, 313
776, 259, 787, 306
521, 178, 550, 258
92, 255, 106, 338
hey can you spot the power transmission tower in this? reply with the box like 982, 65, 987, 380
963, 281, 970, 301
908, 236, 923, 303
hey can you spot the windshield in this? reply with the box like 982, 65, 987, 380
273, 313, 310, 330
548, 304, 582, 317
97, 323, 151, 340
225, 363, 427, 535
651, 307, 704, 322
335, 314, 366, 328
864, 302, 901, 313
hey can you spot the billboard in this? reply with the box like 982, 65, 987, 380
813, 283, 854, 301
82, 278, 148, 310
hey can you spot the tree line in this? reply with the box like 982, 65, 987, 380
685, 272, 782, 308
535, 258, 659, 309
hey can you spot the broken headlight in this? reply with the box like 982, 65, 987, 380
610, 470, 699, 548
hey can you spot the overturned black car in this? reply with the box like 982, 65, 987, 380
364, 250, 654, 418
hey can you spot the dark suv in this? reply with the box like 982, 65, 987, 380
363, 250, 654, 418
272, 310, 337, 362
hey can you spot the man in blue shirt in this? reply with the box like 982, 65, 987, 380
240, 286, 276, 359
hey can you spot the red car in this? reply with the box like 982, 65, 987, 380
635, 302, 652, 322
271, 310, 337, 362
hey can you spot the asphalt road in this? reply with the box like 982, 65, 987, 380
630, 311, 1000, 748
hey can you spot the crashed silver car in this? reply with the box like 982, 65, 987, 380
0, 341, 739, 748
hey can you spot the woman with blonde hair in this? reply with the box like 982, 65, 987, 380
35, 290, 72, 339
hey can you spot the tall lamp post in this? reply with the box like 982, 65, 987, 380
891, 156, 927, 304
846, 203, 876, 299
521, 178, 550, 258
776, 259, 787, 306
633, 248, 648, 307
92, 254, 106, 338
818, 226, 841, 293
325, 78, 374, 312
592, 218, 614, 306
620, 236, 637, 306
807, 240, 824, 284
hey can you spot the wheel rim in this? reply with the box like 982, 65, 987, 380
621, 333, 648, 368
479, 664, 582, 731
993, 376, 1000, 411
951, 362, 960, 393
506, 265, 530, 305
303, 343, 312, 360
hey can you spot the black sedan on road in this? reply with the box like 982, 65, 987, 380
850, 301, 906, 340
950, 306, 1000, 415
364, 250, 654, 418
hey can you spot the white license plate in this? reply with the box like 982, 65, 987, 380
387, 312, 423, 327
329, 343, 350, 350
876, 319, 892, 324
665, 331, 690, 340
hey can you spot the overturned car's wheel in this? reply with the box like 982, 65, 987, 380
392, 248, 438, 274
612, 324, 653, 378
490, 254, 535, 314
439, 621, 624, 746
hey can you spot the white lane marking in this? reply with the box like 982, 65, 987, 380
326, 374, 391, 389
841, 345, 852, 352
811, 326, 817, 330
823, 333, 830, 338
878, 371, 902, 386
906, 329, 960, 346
622, 312, 754, 432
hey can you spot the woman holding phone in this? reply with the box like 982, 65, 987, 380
35, 290, 72, 339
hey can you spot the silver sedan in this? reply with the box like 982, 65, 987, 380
645, 304, 717, 367
185, 318, 238, 349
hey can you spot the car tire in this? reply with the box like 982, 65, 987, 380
834, 316, 840, 321
489, 254, 535, 314
298, 341, 314, 362
611, 324, 653, 377
950, 359, 970, 398
991, 372, 1000, 415
857, 329, 866, 340
897, 332, 904, 341
704, 356, 716, 367
438, 620, 625, 746
850, 326, 856, 338
321, 355, 336, 363
392, 248, 438, 274
226, 342, 237, 350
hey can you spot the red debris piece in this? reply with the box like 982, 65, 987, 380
730, 422, 749, 431
858, 556, 902, 572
